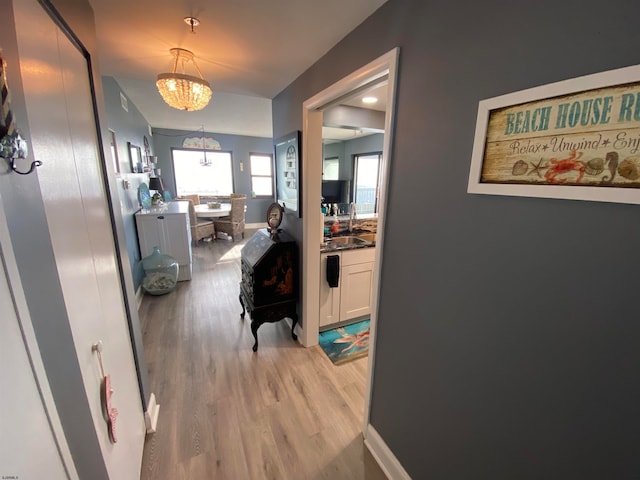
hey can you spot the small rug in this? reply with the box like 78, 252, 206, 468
318, 319, 370, 365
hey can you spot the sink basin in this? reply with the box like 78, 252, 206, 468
326, 236, 367, 246
356, 233, 376, 243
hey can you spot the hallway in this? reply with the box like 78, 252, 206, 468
138, 230, 386, 479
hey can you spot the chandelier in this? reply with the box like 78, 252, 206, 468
156, 48, 212, 111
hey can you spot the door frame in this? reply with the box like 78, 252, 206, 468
301, 48, 399, 430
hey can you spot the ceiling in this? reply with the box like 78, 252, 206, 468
88, 0, 388, 138
322, 82, 387, 143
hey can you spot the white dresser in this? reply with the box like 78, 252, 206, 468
135, 201, 193, 281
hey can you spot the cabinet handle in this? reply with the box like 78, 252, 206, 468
157, 216, 165, 220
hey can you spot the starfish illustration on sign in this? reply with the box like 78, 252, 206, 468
528, 158, 548, 177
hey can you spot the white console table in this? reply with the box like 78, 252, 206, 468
135, 201, 193, 281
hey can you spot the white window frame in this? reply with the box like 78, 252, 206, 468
249, 152, 274, 198
353, 152, 382, 214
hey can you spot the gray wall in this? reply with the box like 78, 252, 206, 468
273, 0, 640, 477
342, 133, 384, 181
102, 76, 154, 289
152, 128, 274, 223
323, 142, 344, 174
102, 76, 153, 174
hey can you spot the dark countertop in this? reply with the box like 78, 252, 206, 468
320, 237, 376, 253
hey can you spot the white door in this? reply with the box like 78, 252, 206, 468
13, 0, 145, 478
0, 219, 75, 479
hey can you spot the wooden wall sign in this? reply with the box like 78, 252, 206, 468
468, 64, 640, 204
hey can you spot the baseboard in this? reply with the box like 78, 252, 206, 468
144, 393, 160, 433
246, 222, 267, 229
364, 424, 411, 480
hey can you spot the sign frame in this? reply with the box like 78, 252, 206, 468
468, 64, 640, 204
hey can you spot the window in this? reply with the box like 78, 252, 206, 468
354, 153, 382, 214
250, 153, 273, 197
323, 157, 339, 180
172, 149, 233, 196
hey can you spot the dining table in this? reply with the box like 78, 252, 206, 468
194, 203, 231, 218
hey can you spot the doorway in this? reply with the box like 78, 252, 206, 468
301, 48, 399, 431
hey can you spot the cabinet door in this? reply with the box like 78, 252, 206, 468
161, 214, 191, 265
319, 253, 341, 327
340, 261, 374, 321
136, 215, 161, 257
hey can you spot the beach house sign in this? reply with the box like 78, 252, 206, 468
468, 64, 640, 204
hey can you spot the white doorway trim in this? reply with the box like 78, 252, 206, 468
301, 48, 400, 432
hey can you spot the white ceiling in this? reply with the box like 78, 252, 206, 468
322, 82, 387, 142
341, 83, 388, 112
88, 0, 388, 138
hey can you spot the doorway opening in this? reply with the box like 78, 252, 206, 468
301, 48, 399, 432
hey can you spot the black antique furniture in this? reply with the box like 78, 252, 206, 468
239, 228, 298, 351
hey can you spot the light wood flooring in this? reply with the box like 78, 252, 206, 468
138, 229, 386, 480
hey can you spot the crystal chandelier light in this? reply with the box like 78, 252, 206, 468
156, 48, 212, 111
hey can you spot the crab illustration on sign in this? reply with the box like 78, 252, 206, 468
544, 150, 585, 184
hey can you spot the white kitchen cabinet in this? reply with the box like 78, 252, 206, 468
340, 261, 374, 320
319, 247, 375, 328
135, 201, 192, 281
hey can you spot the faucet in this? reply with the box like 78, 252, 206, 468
349, 202, 357, 232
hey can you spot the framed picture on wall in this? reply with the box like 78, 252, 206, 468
274, 131, 302, 217
468, 63, 640, 205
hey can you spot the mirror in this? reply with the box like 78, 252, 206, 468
321, 128, 384, 214
128, 142, 143, 173
321, 79, 387, 215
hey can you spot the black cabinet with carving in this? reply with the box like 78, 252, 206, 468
239, 228, 298, 351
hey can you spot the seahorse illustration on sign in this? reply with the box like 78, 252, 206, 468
601, 151, 619, 184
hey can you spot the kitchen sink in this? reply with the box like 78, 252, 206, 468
326, 236, 367, 246
356, 233, 376, 243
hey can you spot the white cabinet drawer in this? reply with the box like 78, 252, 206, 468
341, 247, 375, 266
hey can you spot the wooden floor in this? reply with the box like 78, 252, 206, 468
138, 229, 386, 480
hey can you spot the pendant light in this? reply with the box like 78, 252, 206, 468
156, 47, 212, 111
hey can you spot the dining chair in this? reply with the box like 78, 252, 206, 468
181, 194, 201, 205
182, 199, 215, 245
214, 194, 246, 241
